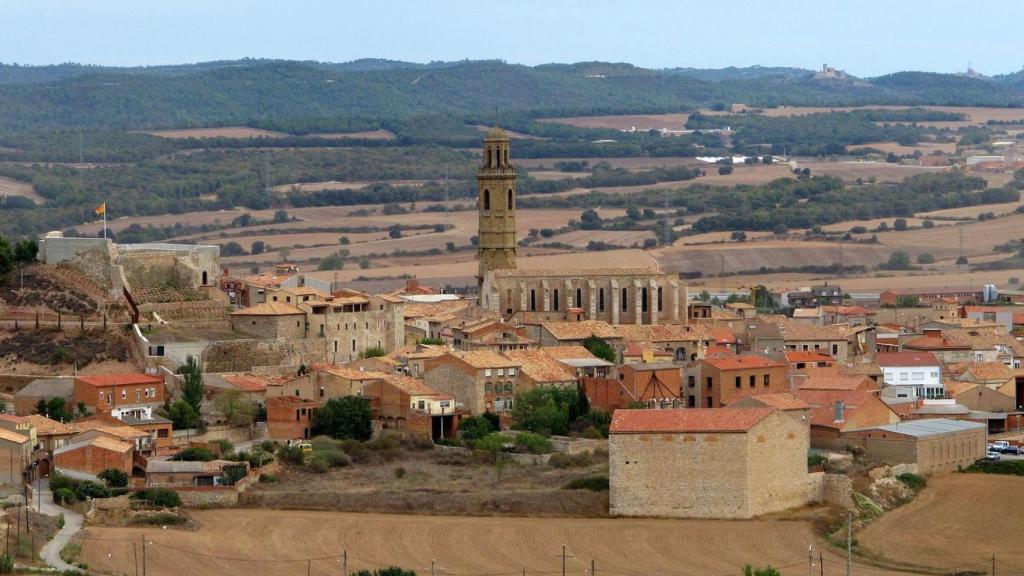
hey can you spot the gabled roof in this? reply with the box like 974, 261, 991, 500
796, 390, 894, 430
736, 392, 810, 411
903, 335, 970, 351
871, 418, 985, 438
221, 374, 271, 392
798, 374, 873, 392
704, 355, 785, 371
610, 408, 776, 434
56, 434, 131, 455
0, 428, 28, 444
308, 363, 389, 381
230, 302, 304, 316
876, 351, 940, 367
961, 362, 1014, 382
376, 374, 440, 397
73, 420, 149, 440
448, 350, 519, 369
501, 349, 576, 384
784, 351, 834, 364
542, 320, 619, 341
23, 414, 77, 436
75, 374, 164, 387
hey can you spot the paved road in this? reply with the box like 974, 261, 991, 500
37, 478, 84, 572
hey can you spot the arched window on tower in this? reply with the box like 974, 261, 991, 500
553, 289, 560, 311
483, 189, 490, 210
507, 189, 513, 210
599, 288, 605, 312
658, 287, 663, 312
530, 289, 536, 311
487, 148, 492, 167
576, 288, 582, 308
642, 287, 649, 313
504, 149, 509, 165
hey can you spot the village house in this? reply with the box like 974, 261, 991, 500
535, 320, 625, 351
950, 384, 1016, 413
14, 377, 74, 416
0, 429, 31, 487
266, 364, 389, 402
731, 392, 811, 425
609, 408, 809, 519
0, 415, 36, 449
901, 329, 972, 364
54, 435, 133, 477
876, 352, 943, 399
684, 355, 789, 408
422, 351, 520, 415
962, 306, 1015, 332
24, 415, 77, 477
880, 287, 985, 307
617, 363, 683, 407
839, 419, 986, 474
797, 373, 879, 393
266, 396, 320, 440
72, 421, 155, 456
145, 458, 250, 487
450, 319, 533, 352
621, 344, 674, 364
796, 390, 901, 451
787, 283, 843, 308
613, 323, 713, 363
360, 375, 456, 439
73, 374, 166, 419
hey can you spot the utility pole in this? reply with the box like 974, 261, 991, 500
141, 533, 146, 576
431, 559, 436, 576
343, 549, 347, 575
819, 552, 823, 576
557, 545, 572, 576
591, 559, 596, 576
992, 553, 996, 576
846, 511, 852, 576
808, 544, 814, 576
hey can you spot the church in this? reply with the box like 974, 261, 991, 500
476, 128, 686, 325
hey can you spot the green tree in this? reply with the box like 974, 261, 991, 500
97, 468, 128, 487
956, 255, 969, 265
511, 387, 578, 436
458, 415, 494, 441
743, 565, 781, 576
273, 210, 289, 223
317, 252, 346, 271
893, 218, 908, 231
34, 397, 69, 421
171, 447, 216, 461
388, 224, 402, 239
0, 238, 12, 276
13, 239, 37, 263
352, 568, 417, 576
884, 251, 912, 269
916, 253, 935, 264
213, 389, 258, 428
626, 206, 641, 220
361, 346, 386, 358
582, 335, 616, 364
312, 396, 372, 441
160, 399, 199, 429
250, 240, 265, 255
339, 236, 350, 245
178, 355, 204, 414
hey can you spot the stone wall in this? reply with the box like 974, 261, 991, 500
38, 237, 120, 293
549, 436, 607, 455
807, 472, 854, 509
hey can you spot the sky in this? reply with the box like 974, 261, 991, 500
0, 0, 1020, 77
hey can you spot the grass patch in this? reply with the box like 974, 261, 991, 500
964, 460, 1024, 475
853, 492, 883, 520
60, 542, 80, 565
562, 475, 609, 491
128, 512, 188, 526
896, 472, 926, 492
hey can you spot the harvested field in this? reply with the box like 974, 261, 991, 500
473, 125, 548, 140
820, 217, 929, 233
875, 213, 1024, 257
308, 129, 396, 140
917, 199, 1024, 218
0, 175, 43, 204
77, 508, 911, 576
849, 141, 957, 155
739, 105, 1024, 126
538, 112, 691, 131
653, 240, 896, 276
859, 474, 1024, 572
549, 229, 657, 248
145, 126, 288, 139
305, 248, 656, 284
803, 161, 947, 183
272, 179, 430, 193
516, 156, 699, 171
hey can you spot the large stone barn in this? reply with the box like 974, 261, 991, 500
609, 408, 809, 519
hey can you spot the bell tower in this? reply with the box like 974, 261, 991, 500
477, 127, 517, 284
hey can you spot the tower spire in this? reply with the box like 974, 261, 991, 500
477, 129, 517, 286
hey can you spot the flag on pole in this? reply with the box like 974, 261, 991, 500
94, 203, 106, 216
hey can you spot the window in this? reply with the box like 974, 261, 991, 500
530, 289, 536, 311
319, 387, 325, 398
706, 397, 713, 408
912, 372, 924, 381
553, 289, 560, 311
688, 375, 695, 388
641, 287, 648, 313
294, 389, 300, 396
599, 288, 605, 312
121, 390, 127, 400
508, 367, 516, 376
764, 374, 770, 387
749, 375, 756, 388
706, 377, 712, 389
483, 189, 490, 210
576, 288, 582, 308
505, 382, 513, 392
832, 344, 839, 355
485, 383, 493, 393
497, 368, 504, 376
900, 373, 909, 382
657, 287, 663, 312
734, 376, 741, 388
622, 288, 628, 311
930, 372, 939, 379
485, 368, 492, 377
508, 189, 513, 210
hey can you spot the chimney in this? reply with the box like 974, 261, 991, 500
834, 400, 845, 422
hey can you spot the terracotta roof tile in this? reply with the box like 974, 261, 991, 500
542, 321, 619, 341
0, 428, 28, 444
75, 374, 163, 387
962, 362, 1014, 382
704, 355, 785, 371
784, 351, 834, 364
795, 390, 894, 430
798, 374, 873, 392
610, 408, 776, 434
738, 392, 810, 411
502, 349, 576, 384
221, 374, 271, 392
449, 351, 519, 369
376, 374, 440, 397
23, 414, 76, 436
876, 351, 940, 367
308, 363, 390, 381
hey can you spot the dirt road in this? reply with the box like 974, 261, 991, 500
77, 509, 920, 576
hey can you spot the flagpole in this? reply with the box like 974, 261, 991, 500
102, 205, 107, 239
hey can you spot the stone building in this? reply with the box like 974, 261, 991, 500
840, 419, 986, 475
609, 408, 809, 519
684, 355, 789, 408
422, 351, 520, 415
472, 131, 685, 324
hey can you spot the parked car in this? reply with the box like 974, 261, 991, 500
991, 440, 1010, 451
985, 451, 1002, 461
1003, 445, 1022, 455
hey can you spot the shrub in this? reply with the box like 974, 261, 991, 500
807, 453, 827, 467
853, 492, 883, 519
131, 488, 182, 508
718, 165, 733, 176
97, 468, 128, 488
277, 444, 306, 465
57, 513, 65, 529
458, 416, 494, 441
53, 488, 76, 505
562, 476, 609, 491
74, 481, 111, 501
515, 432, 552, 454
548, 452, 593, 469
922, 219, 935, 229
308, 454, 330, 473
1010, 276, 1021, 285
582, 426, 602, 439
212, 439, 234, 455
896, 472, 926, 492
916, 253, 935, 264
259, 473, 278, 483
312, 396, 373, 440
129, 512, 188, 526
965, 460, 1024, 475
394, 466, 407, 479
171, 447, 216, 462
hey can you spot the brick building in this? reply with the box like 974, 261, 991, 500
54, 435, 133, 476
14, 377, 73, 416
609, 408, 809, 519
684, 355, 788, 408
73, 374, 166, 417
423, 351, 520, 415
0, 429, 31, 487
617, 363, 683, 407
267, 396, 320, 440
840, 419, 986, 474
796, 390, 901, 451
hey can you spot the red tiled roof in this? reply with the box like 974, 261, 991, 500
712, 327, 737, 344
903, 335, 970, 351
704, 355, 785, 371
739, 392, 810, 411
798, 374, 872, 392
221, 374, 270, 392
784, 351, 834, 364
75, 374, 163, 388
876, 351, 940, 367
611, 408, 776, 434
795, 390, 892, 430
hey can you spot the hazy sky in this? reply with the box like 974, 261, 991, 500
1, 0, 1019, 77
